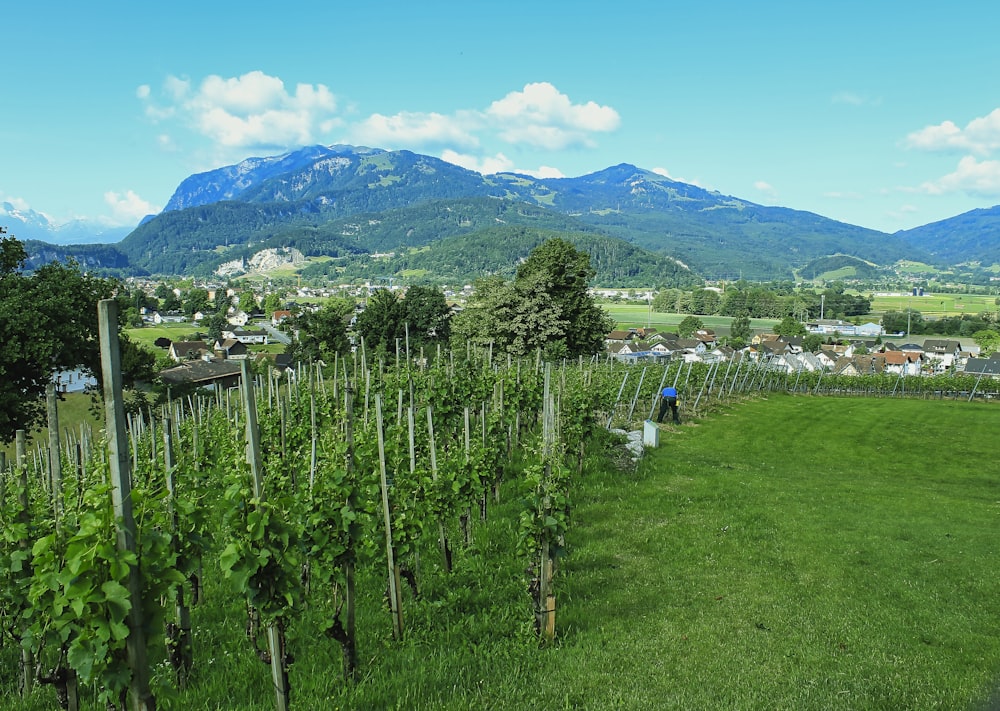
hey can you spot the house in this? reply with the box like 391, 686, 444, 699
158, 359, 242, 391
272, 310, 292, 326
856, 322, 884, 337
152, 311, 186, 325
693, 329, 717, 348
222, 328, 269, 345
674, 338, 706, 355
882, 350, 922, 376
922, 339, 963, 372
605, 330, 633, 344
213, 338, 249, 360
54, 368, 97, 394
168, 340, 210, 363
964, 353, 1000, 378
833, 355, 884, 376
227, 310, 252, 327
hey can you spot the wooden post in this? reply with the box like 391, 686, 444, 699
375, 395, 404, 639
46, 383, 63, 526
16, 430, 33, 697
239, 360, 290, 711
98, 299, 156, 711
342, 383, 358, 677
426, 407, 451, 572
538, 364, 556, 641
162, 416, 193, 686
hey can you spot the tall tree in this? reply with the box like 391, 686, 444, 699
354, 289, 404, 354
453, 239, 612, 358
513, 238, 613, 356
677, 316, 704, 338
0, 237, 118, 441
400, 285, 451, 346
774, 315, 807, 337
288, 298, 354, 363
729, 311, 752, 345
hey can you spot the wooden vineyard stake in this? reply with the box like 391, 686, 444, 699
426, 407, 452, 572
162, 415, 193, 687
98, 299, 156, 711
15, 430, 33, 698
342, 383, 358, 677
538, 364, 556, 642
375, 395, 405, 639
45, 383, 63, 526
239, 360, 290, 711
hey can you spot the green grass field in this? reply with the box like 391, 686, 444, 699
600, 303, 779, 335
8, 394, 998, 709
868, 292, 998, 318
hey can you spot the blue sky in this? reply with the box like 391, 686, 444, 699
3, 1, 1000, 236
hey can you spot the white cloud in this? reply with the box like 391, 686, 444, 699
104, 190, 161, 225
353, 112, 479, 150
651, 166, 703, 187
139, 73, 619, 180
918, 155, 1000, 197
754, 180, 775, 193
141, 71, 338, 149
485, 82, 620, 149
531, 165, 565, 179
440, 150, 513, 174
440, 150, 565, 179
832, 91, 864, 106
0, 194, 34, 212
906, 108, 1000, 155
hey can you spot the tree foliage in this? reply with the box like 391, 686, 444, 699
288, 298, 355, 364
0, 236, 119, 441
453, 239, 613, 359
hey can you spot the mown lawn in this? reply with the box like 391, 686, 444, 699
548, 395, 1000, 710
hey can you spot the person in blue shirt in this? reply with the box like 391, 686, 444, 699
657, 386, 680, 424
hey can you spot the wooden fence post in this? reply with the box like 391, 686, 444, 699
98, 299, 156, 711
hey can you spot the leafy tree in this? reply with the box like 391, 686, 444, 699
184, 287, 211, 316
882, 310, 924, 336
0, 237, 118, 441
774, 315, 807, 337
355, 289, 404, 354
677, 316, 704, 338
803, 333, 824, 352
203, 312, 230, 343
289, 298, 354, 363
972, 329, 1000, 356
160, 291, 182, 313
452, 273, 568, 358
512, 238, 613, 355
238, 290, 258, 314
262, 292, 283, 316
400, 285, 451, 346
730, 311, 752, 343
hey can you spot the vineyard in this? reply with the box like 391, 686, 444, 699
2, 301, 999, 709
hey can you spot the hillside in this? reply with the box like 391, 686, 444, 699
299, 223, 700, 287
19, 145, 1000, 283
117, 146, 928, 280
897, 205, 1000, 264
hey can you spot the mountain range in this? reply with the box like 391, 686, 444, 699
6, 145, 999, 284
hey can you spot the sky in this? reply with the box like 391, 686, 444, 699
3, 1, 1000, 237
